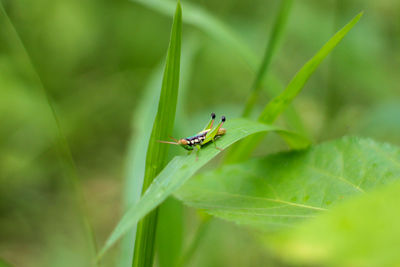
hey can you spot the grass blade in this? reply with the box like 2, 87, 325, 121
118, 65, 163, 267
132, 0, 308, 144
131, 0, 256, 68
0, 3, 99, 266
119, 39, 199, 267
226, 11, 364, 163
260, 11, 363, 124
130, 2, 182, 267
98, 118, 310, 257
242, 0, 293, 117
156, 197, 184, 267
155, 39, 200, 267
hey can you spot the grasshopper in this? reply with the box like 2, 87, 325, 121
158, 113, 226, 159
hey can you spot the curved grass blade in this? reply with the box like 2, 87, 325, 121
119, 39, 200, 267
242, 0, 293, 117
132, 0, 308, 144
131, 2, 182, 267
226, 11, 364, 163
156, 197, 184, 267
131, 0, 256, 68
98, 118, 309, 257
118, 64, 163, 267
156, 40, 201, 267
0, 3, 99, 266
175, 137, 400, 230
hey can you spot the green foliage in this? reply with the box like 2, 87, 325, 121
0, 258, 14, 267
226, 11, 363, 163
131, 2, 182, 267
176, 137, 400, 229
270, 181, 400, 266
99, 118, 308, 256
0, 2, 99, 266
131, 0, 256, 67
118, 63, 163, 267
3, 0, 400, 266
242, 0, 293, 117
156, 197, 184, 267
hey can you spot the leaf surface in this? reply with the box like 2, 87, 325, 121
99, 118, 308, 256
176, 137, 400, 229
269, 180, 400, 266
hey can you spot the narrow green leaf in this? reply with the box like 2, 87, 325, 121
131, 0, 256, 68
119, 37, 200, 267
270, 181, 400, 266
242, 0, 293, 117
0, 3, 99, 265
131, 2, 182, 267
260, 11, 363, 124
226, 11, 363, 163
132, 0, 309, 148
156, 197, 184, 267
177, 215, 212, 267
118, 65, 163, 267
98, 118, 308, 257
176, 137, 400, 230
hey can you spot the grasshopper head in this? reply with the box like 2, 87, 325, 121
178, 139, 189, 145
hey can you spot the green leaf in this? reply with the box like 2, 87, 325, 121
118, 37, 200, 267
0, 2, 99, 265
226, 11, 363, 163
156, 197, 184, 267
98, 118, 308, 257
131, 0, 256, 68
132, 0, 309, 148
175, 137, 400, 230
155, 40, 200, 267
131, 2, 182, 267
118, 59, 163, 267
269, 181, 400, 266
242, 0, 293, 117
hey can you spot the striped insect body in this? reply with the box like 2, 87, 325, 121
158, 112, 226, 159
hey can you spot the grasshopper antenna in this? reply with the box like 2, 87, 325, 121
157, 140, 179, 145
210, 112, 216, 128
169, 136, 179, 142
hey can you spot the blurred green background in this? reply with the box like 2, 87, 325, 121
0, 0, 399, 266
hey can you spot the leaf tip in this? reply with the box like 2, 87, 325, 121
353, 10, 364, 22
176, 0, 182, 13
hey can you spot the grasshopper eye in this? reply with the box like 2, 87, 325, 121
211, 112, 216, 119
221, 116, 226, 122
179, 139, 188, 145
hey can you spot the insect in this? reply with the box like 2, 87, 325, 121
158, 112, 226, 159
